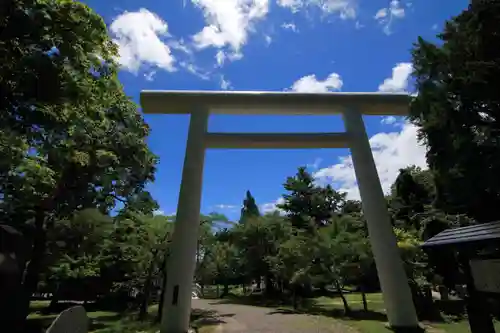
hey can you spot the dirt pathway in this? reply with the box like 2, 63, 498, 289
192, 299, 358, 333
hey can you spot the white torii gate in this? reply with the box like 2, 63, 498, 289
140, 90, 419, 333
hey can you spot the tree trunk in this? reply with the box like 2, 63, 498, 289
334, 280, 351, 315
361, 287, 368, 311
139, 258, 156, 321
216, 284, 220, 298
48, 284, 61, 312
16, 209, 47, 331
265, 274, 274, 296
156, 286, 165, 322
156, 257, 168, 322
292, 284, 299, 310
221, 282, 229, 298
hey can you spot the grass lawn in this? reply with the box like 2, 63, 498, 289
27, 300, 218, 333
308, 293, 500, 333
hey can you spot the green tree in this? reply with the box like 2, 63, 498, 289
313, 218, 373, 314
117, 191, 160, 219
389, 167, 434, 231
134, 214, 172, 319
278, 167, 346, 231
410, 0, 500, 223
44, 209, 113, 308
233, 212, 292, 295
341, 199, 362, 215
0, 0, 157, 328
268, 227, 313, 308
240, 190, 260, 223
195, 213, 230, 294
210, 240, 239, 297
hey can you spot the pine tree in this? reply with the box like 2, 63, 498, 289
277, 167, 346, 231
240, 190, 260, 223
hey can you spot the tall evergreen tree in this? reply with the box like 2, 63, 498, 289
240, 190, 260, 223
278, 167, 346, 231
410, 0, 500, 223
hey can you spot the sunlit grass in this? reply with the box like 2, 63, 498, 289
27, 300, 219, 333
307, 293, 500, 333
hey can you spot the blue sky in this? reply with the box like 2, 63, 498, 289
83, 0, 468, 220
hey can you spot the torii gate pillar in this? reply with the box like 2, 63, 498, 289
343, 107, 419, 328
159, 110, 209, 333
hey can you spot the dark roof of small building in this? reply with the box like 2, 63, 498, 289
422, 221, 500, 248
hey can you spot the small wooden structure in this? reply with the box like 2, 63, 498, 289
422, 221, 500, 333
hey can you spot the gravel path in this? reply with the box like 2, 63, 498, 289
192, 299, 358, 333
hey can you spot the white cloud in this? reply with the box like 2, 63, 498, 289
220, 75, 232, 90
214, 204, 238, 210
143, 71, 157, 81
374, 8, 387, 19
264, 35, 273, 45
374, 0, 405, 35
277, 0, 357, 19
215, 50, 225, 66
191, 0, 269, 52
168, 38, 193, 55
378, 62, 413, 93
282, 22, 298, 32
153, 209, 165, 216
290, 72, 343, 93
307, 157, 323, 170
110, 9, 176, 73
260, 197, 285, 214
179, 61, 211, 80
314, 122, 427, 200
214, 50, 243, 67
381, 116, 397, 125
277, 0, 302, 11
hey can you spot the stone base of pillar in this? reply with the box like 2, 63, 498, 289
384, 323, 426, 332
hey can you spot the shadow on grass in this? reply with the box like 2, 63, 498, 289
191, 308, 231, 331
267, 306, 388, 321
27, 312, 124, 333
212, 295, 389, 322
88, 313, 125, 331
209, 295, 287, 308
26, 316, 57, 333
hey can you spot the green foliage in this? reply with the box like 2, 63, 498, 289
410, 0, 500, 223
240, 190, 260, 223
388, 166, 435, 231
117, 191, 160, 218
278, 167, 346, 231
393, 228, 427, 282
46, 209, 112, 281
0, 1, 158, 326
1, 0, 158, 222
235, 213, 294, 285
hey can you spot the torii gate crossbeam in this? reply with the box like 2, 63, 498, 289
140, 90, 420, 333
